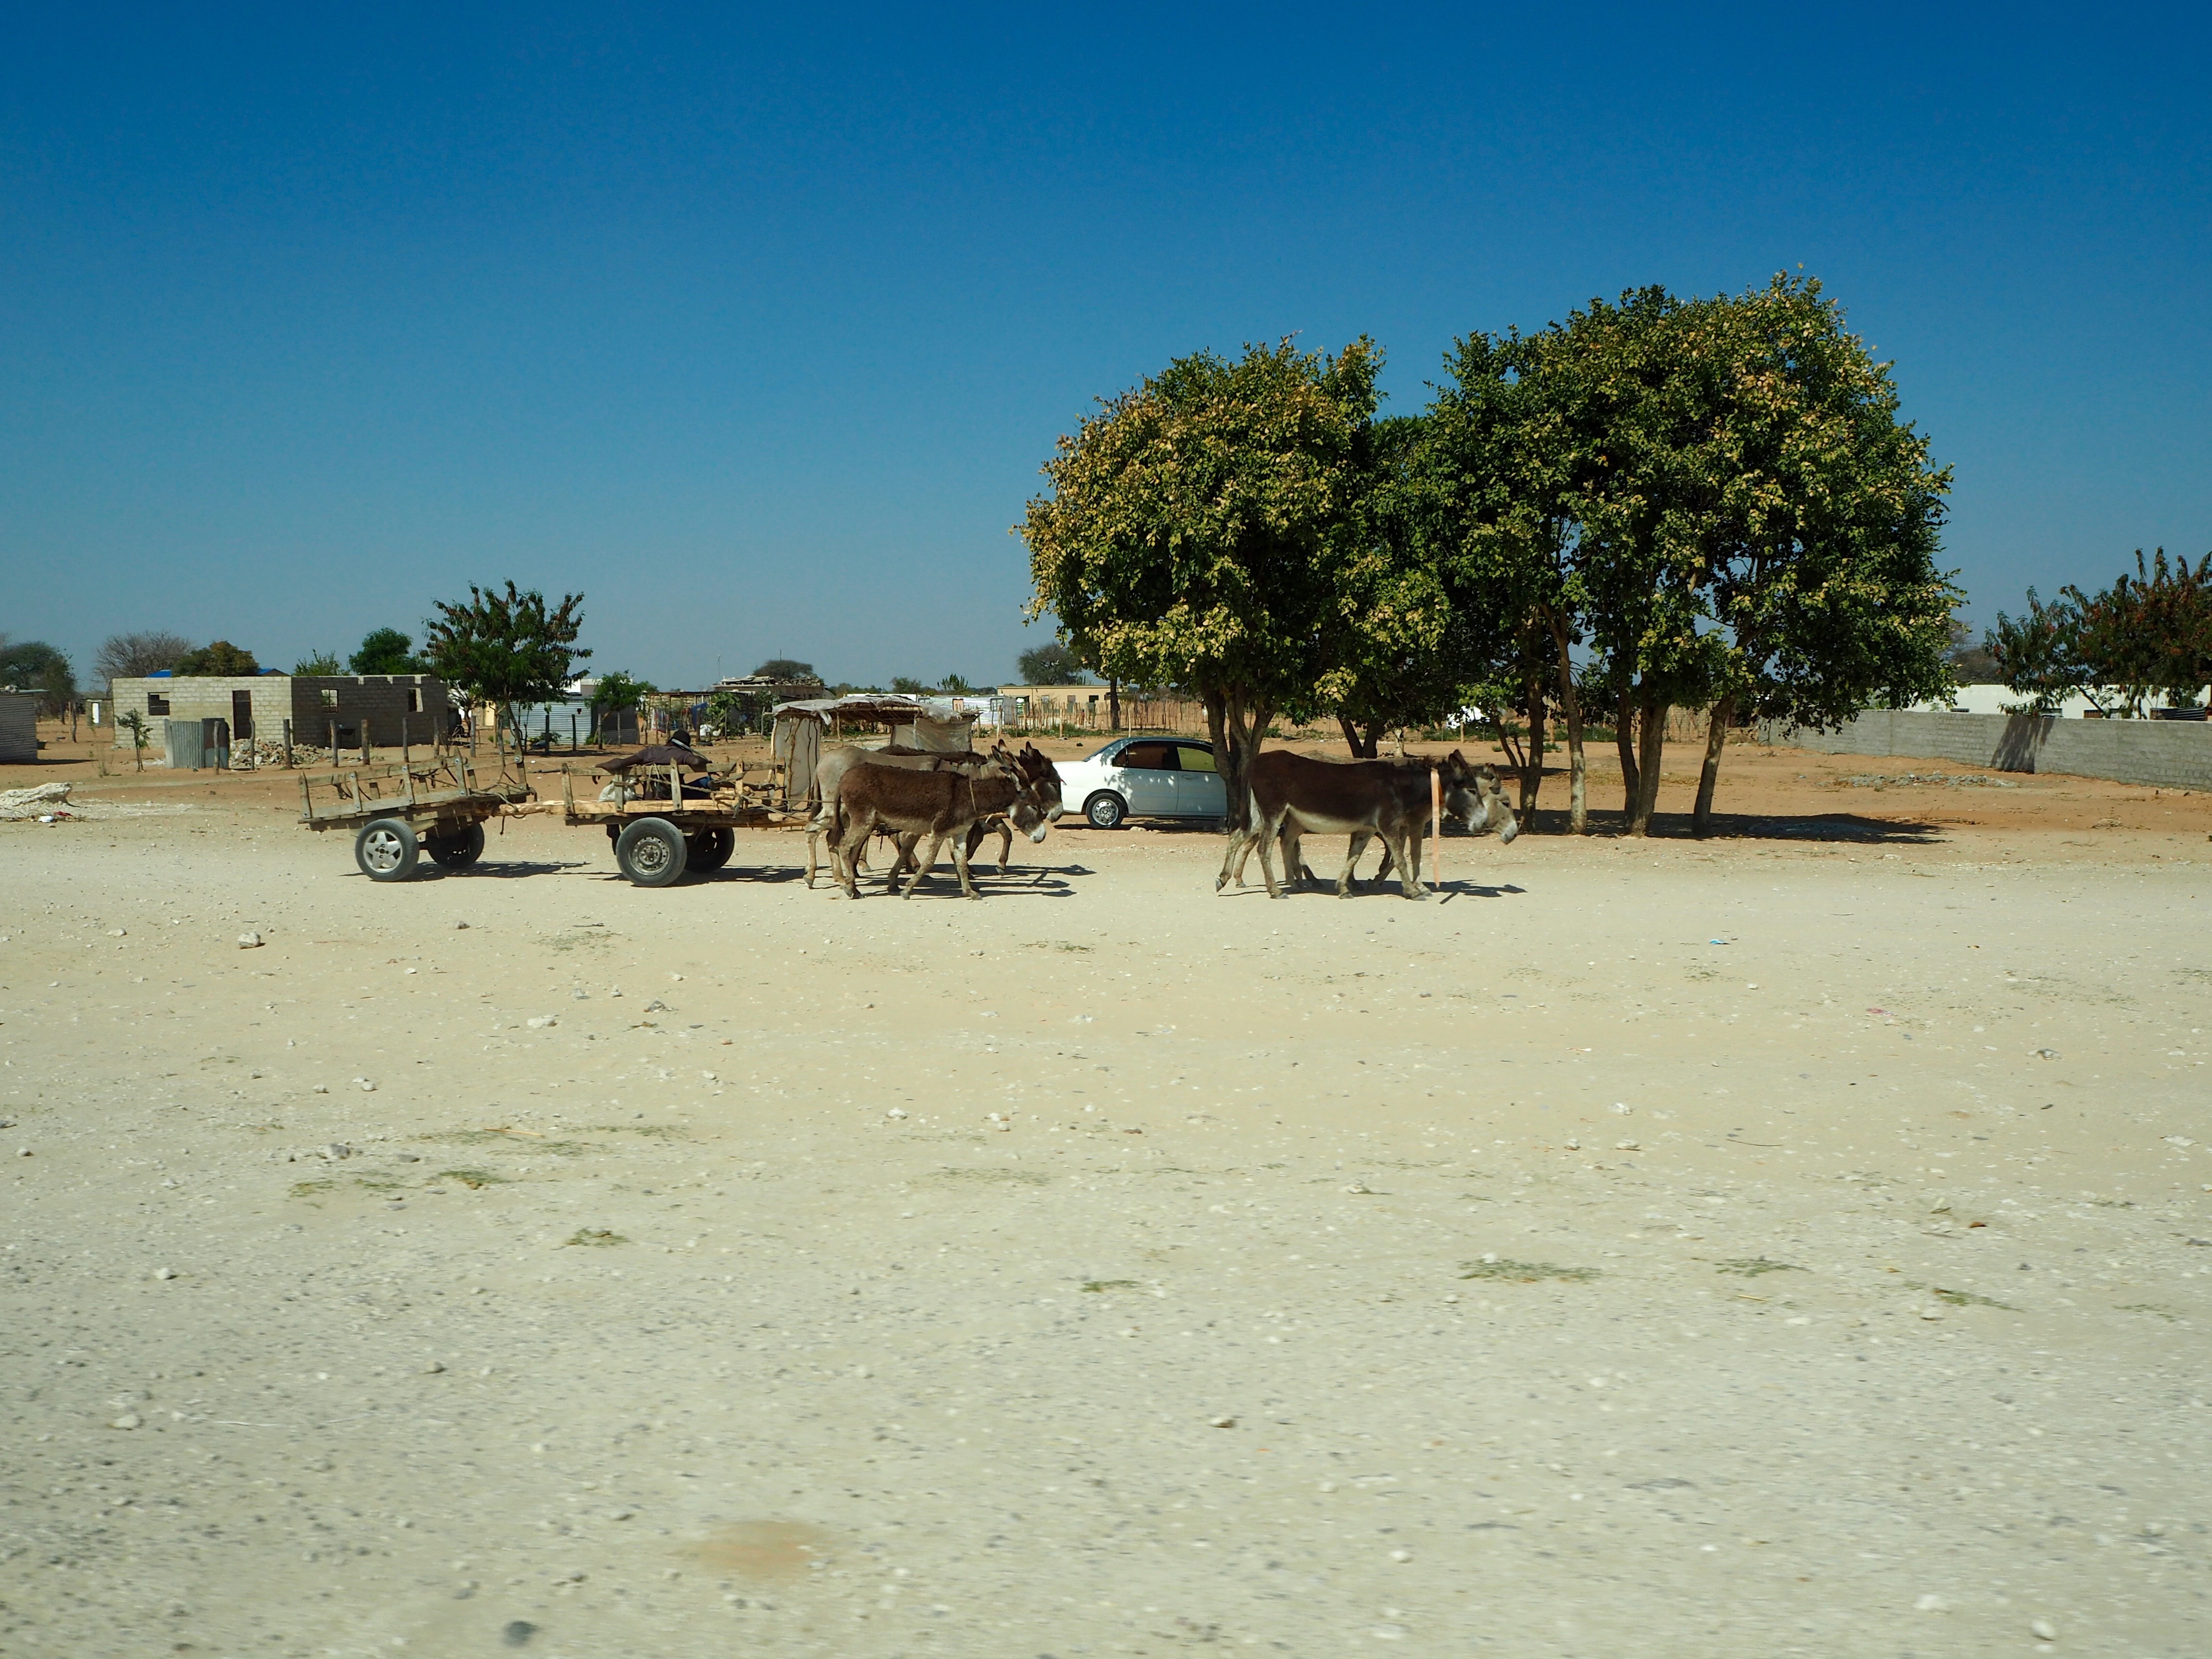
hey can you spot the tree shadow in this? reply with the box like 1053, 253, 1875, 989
1515, 807, 1944, 845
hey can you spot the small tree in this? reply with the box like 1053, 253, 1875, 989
2064, 549, 2212, 715
1986, 588, 2086, 714
589, 671, 655, 743
1024, 337, 1381, 830
350, 627, 424, 675
95, 630, 193, 688
292, 649, 344, 675
421, 582, 589, 746
116, 709, 150, 770
1016, 641, 1086, 685
1944, 618, 2000, 683
890, 675, 927, 695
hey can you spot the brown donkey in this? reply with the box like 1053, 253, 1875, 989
832, 752, 1056, 899
1219, 749, 1515, 899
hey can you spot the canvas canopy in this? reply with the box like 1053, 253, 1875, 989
769, 695, 980, 805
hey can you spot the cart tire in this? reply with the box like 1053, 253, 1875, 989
1083, 791, 1128, 830
426, 823, 486, 868
685, 826, 735, 872
355, 818, 421, 881
615, 817, 687, 887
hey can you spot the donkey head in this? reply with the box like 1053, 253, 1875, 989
1439, 752, 1519, 843
1018, 744, 1067, 822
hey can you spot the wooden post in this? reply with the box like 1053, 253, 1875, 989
400, 714, 410, 772
1430, 767, 1443, 893
282, 718, 292, 769
329, 721, 337, 765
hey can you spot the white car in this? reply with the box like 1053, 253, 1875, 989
1057, 736, 1228, 828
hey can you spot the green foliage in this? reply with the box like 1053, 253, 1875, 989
938, 672, 976, 694
1023, 336, 1381, 824
1016, 641, 1087, 685
349, 626, 423, 675
2065, 549, 2212, 714
890, 675, 927, 694
1945, 619, 2000, 683
1985, 588, 2083, 713
751, 658, 820, 682
116, 709, 150, 768
589, 671, 655, 713
171, 639, 260, 676
292, 649, 344, 676
0, 637, 77, 713
421, 582, 589, 736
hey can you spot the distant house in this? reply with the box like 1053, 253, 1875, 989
109, 672, 451, 762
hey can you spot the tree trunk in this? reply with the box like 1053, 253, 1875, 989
1207, 689, 1271, 836
1544, 607, 1587, 834
1335, 715, 1381, 758
1615, 684, 1640, 820
1692, 693, 1734, 837
1108, 676, 1121, 733
1520, 673, 1547, 824
1630, 688, 1666, 835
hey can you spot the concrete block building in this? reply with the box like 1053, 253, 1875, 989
109, 673, 451, 760
0, 690, 38, 763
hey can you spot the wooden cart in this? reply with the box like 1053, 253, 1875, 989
298, 754, 534, 881
518, 759, 811, 886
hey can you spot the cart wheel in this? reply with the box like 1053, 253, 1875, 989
614, 817, 687, 886
425, 823, 486, 868
685, 826, 735, 872
355, 817, 421, 881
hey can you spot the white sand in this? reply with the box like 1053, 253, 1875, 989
2, 803, 2207, 1657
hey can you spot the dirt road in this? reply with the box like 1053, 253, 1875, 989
3, 755, 2208, 1657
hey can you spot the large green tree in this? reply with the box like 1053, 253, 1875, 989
1015, 641, 1087, 685
2064, 549, 2212, 715
1683, 276, 1957, 833
421, 582, 589, 744
172, 639, 261, 676
350, 627, 424, 675
1023, 337, 1381, 828
0, 637, 77, 714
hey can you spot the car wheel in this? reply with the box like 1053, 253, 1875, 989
1084, 792, 1127, 830
425, 822, 486, 868
685, 826, 735, 871
355, 818, 420, 881
614, 817, 687, 886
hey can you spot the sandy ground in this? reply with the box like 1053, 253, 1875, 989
3, 733, 2211, 1659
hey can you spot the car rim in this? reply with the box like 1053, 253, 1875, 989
363, 829, 404, 872
633, 836, 673, 876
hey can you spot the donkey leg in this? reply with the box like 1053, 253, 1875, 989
994, 820, 1011, 873
1253, 812, 1288, 899
953, 830, 981, 899
1394, 828, 1429, 899
1215, 829, 1248, 892
1338, 832, 1371, 897
901, 835, 944, 898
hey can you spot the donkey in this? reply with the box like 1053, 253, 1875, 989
808, 743, 1063, 888
1218, 750, 1511, 900
832, 752, 1056, 899
806, 744, 998, 888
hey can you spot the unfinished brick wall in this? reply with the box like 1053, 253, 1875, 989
110, 675, 451, 753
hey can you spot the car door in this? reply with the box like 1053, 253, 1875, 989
1170, 744, 1227, 818
1112, 741, 1178, 815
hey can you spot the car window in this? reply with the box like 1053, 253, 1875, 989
1174, 745, 1217, 773
1118, 741, 1176, 770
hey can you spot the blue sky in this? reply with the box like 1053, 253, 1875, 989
4, 3, 2206, 689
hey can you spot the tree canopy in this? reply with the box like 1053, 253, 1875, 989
172, 640, 261, 676
1023, 336, 1381, 825
292, 649, 344, 675
1988, 549, 2212, 715
751, 658, 820, 683
350, 627, 424, 675
1016, 641, 1087, 685
421, 583, 589, 737
0, 638, 76, 713
95, 630, 192, 688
